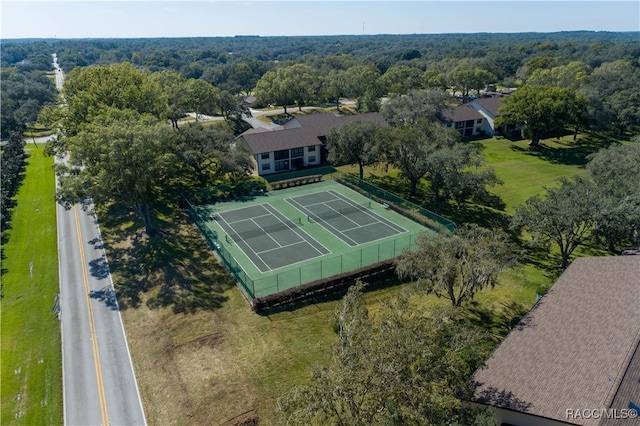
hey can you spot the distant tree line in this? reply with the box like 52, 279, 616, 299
3, 32, 639, 140
1, 64, 57, 138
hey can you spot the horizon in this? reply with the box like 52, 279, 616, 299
2, 1, 639, 39
3, 29, 639, 42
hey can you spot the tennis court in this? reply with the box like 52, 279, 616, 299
187, 179, 440, 299
213, 203, 330, 272
286, 190, 406, 246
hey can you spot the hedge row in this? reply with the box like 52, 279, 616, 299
270, 174, 322, 190
336, 178, 448, 233
251, 260, 396, 313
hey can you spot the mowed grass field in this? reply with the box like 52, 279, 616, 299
1, 146, 62, 425
108, 132, 613, 424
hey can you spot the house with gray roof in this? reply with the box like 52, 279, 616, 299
442, 91, 515, 138
471, 255, 640, 426
240, 112, 388, 176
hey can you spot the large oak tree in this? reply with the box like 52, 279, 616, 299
327, 119, 385, 180
511, 176, 598, 268
395, 224, 517, 306
56, 110, 176, 236
496, 85, 588, 147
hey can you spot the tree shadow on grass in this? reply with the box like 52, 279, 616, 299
462, 300, 531, 342
97, 203, 234, 313
443, 203, 511, 233
509, 132, 618, 167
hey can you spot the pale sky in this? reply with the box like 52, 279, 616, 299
1, 1, 639, 39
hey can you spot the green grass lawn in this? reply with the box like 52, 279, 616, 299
1, 146, 62, 425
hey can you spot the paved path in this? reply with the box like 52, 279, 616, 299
53, 53, 146, 426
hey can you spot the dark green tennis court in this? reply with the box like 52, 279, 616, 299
187, 179, 441, 299
213, 203, 330, 272
286, 190, 407, 246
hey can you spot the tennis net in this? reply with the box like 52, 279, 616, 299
307, 200, 371, 223
226, 217, 302, 242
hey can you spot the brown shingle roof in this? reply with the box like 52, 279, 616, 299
603, 337, 640, 425
241, 112, 388, 155
472, 256, 640, 425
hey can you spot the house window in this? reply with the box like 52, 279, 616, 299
274, 149, 289, 160
465, 120, 475, 127
308, 145, 316, 152
261, 152, 270, 160
275, 160, 289, 171
476, 119, 482, 124
455, 121, 464, 129
261, 163, 271, 171
308, 156, 316, 163
291, 147, 304, 158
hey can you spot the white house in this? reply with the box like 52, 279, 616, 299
239, 112, 388, 176
442, 90, 516, 138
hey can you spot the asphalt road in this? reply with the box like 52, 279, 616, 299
57, 195, 146, 426
53, 53, 146, 426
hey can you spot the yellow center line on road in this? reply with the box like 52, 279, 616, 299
74, 205, 110, 426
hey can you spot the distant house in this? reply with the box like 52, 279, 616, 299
239, 112, 388, 176
242, 95, 259, 108
471, 255, 640, 426
442, 90, 516, 138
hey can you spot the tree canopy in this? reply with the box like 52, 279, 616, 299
586, 143, 640, 252
1, 68, 57, 137
511, 176, 598, 268
327, 120, 385, 180
380, 120, 454, 196
56, 110, 176, 235
278, 283, 496, 425
395, 224, 518, 306
62, 62, 165, 136
496, 85, 589, 147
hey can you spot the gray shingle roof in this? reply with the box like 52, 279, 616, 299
442, 103, 484, 123
473, 95, 505, 118
472, 256, 640, 425
241, 112, 388, 155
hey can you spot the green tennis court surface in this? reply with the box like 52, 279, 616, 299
187, 180, 435, 299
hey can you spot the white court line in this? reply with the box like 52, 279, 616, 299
249, 217, 282, 248
257, 240, 307, 255
224, 212, 272, 225
260, 203, 330, 256
215, 211, 272, 272
286, 198, 358, 246
329, 190, 407, 233
323, 201, 361, 227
